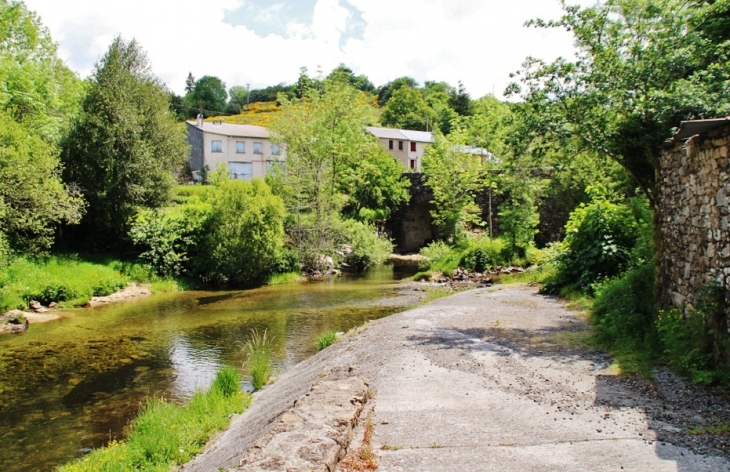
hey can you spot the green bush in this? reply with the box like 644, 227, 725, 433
591, 263, 657, 345
194, 179, 286, 287
129, 200, 211, 277
546, 189, 652, 293
459, 237, 506, 272
243, 329, 274, 391
419, 241, 460, 273
337, 219, 393, 271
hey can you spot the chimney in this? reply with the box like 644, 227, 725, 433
196, 113, 203, 127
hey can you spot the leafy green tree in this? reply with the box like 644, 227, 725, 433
62, 36, 189, 247
272, 75, 399, 271
226, 85, 249, 114
0, 111, 84, 254
327, 64, 376, 93
187, 75, 227, 116
0, 0, 85, 142
508, 0, 730, 207
184, 72, 195, 94
377, 76, 418, 106
422, 131, 485, 244
380, 87, 436, 131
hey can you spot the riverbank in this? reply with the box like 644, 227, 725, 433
183, 284, 730, 471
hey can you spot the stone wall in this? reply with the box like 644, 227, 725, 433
658, 124, 730, 318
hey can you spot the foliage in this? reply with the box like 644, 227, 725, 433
0, 254, 171, 311
497, 175, 541, 260
194, 179, 286, 287
459, 237, 506, 272
316, 330, 338, 350
656, 282, 730, 385
272, 74, 392, 272
59, 368, 249, 472
62, 36, 189, 248
0, 111, 84, 254
448, 81, 473, 116
546, 189, 652, 293
422, 131, 484, 244
508, 0, 730, 206
336, 220, 393, 272
0, 0, 85, 142
186, 75, 227, 116
418, 241, 458, 271
380, 87, 436, 131
129, 201, 211, 277
377, 76, 418, 106
243, 328, 274, 391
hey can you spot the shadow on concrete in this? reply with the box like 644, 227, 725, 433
405, 315, 730, 470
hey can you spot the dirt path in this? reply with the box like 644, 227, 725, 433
184, 284, 730, 471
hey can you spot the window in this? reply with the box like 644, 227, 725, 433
410, 159, 416, 170
253, 142, 263, 154
236, 141, 245, 153
271, 143, 281, 155
388, 140, 393, 150
267, 160, 284, 174
398, 141, 403, 151
228, 162, 252, 180
211, 140, 223, 153
410, 142, 416, 152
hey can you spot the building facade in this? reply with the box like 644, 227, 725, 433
366, 126, 433, 171
186, 120, 285, 181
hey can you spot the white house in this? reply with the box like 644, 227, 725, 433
186, 119, 285, 181
366, 126, 433, 171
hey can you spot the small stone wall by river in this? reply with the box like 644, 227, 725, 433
658, 124, 730, 330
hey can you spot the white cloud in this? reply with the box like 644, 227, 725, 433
24, 0, 594, 99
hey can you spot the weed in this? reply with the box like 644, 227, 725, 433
380, 444, 403, 451
212, 366, 241, 398
339, 412, 378, 471
243, 329, 274, 391
316, 330, 338, 351
688, 424, 730, 436
266, 271, 304, 285
411, 271, 432, 281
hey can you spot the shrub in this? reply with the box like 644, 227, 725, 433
419, 241, 460, 273
337, 219, 393, 272
194, 179, 286, 287
591, 263, 657, 346
212, 366, 241, 398
316, 331, 338, 350
546, 189, 652, 293
459, 237, 506, 272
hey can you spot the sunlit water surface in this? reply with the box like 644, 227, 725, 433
0, 264, 416, 471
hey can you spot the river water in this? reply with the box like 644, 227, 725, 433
0, 264, 417, 471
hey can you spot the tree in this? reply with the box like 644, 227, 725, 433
187, 75, 227, 115
272, 75, 399, 271
380, 87, 436, 131
184, 72, 195, 94
62, 36, 189, 247
448, 80, 473, 116
377, 76, 418, 106
327, 64, 376, 93
226, 85, 249, 114
0, 0, 85, 142
508, 0, 730, 207
422, 131, 485, 244
0, 111, 83, 253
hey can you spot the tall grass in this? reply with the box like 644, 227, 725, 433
0, 255, 178, 311
59, 367, 249, 472
243, 329, 274, 391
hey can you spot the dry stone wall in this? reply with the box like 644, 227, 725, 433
658, 125, 730, 316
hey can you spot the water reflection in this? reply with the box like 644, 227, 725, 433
0, 263, 416, 471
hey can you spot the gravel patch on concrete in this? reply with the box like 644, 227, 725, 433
183, 284, 730, 471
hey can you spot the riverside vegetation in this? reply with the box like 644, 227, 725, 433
2, 0, 730, 469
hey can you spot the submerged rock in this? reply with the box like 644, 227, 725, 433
1, 310, 29, 334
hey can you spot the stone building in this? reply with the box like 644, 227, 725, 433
658, 117, 730, 318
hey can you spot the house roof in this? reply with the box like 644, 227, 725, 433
187, 121, 271, 138
366, 126, 434, 143
672, 116, 730, 141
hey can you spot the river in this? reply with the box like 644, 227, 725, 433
0, 263, 417, 472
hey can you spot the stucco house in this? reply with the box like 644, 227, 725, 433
366, 126, 433, 171
186, 118, 285, 181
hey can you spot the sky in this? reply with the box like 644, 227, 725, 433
23, 0, 594, 99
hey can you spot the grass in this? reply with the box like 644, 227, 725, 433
243, 328, 274, 391
59, 367, 250, 472
0, 254, 180, 312
265, 271, 304, 285
688, 424, 730, 436
316, 330, 338, 351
